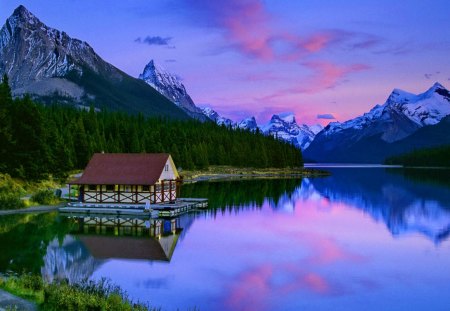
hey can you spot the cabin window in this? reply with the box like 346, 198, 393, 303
106, 185, 114, 191
125, 186, 131, 193
165, 164, 169, 172
88, 185, 96, 191
142, 185, 150, 192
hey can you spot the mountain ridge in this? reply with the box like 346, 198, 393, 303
139, 60, 207, 121
0, 5, 189, 119
304, 82, 450, 162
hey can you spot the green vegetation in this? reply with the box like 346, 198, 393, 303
385, 145, 450, 167
30, 189, 59, 205
0, 74, 302, 181
0, 274, 156, 310
0, 174, 25, 210
0, 274, 44, 304
66, 65, 188, 119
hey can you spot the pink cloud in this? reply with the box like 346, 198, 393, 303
257, 61, 370, 103
185, 0, 349, 61
302, 61, 371, 92
186, 0, 273, 60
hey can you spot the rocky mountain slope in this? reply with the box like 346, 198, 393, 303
0, 5, 188, 119
139, 60, 207, 121
304, 82, 450, 162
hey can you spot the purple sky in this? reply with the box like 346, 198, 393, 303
1, 1, 449, 125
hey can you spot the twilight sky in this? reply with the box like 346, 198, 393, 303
1, 0, 449, 125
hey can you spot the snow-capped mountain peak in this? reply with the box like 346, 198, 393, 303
260, 112, 323, 149
237, 116, 258, 131
201, 107, 234, 127
138, 60, 207, 121
139, 60, 184, 95
202, 108, 323, 149
385, 82, 450, 127
304, 82, 450, 162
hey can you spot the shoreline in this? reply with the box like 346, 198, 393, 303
181, 166, 330, 183
0, 204, 63, 216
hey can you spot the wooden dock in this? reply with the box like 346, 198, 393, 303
59, 198, 208, 218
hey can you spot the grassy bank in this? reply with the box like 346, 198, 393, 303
181, 165, 330, 182
0, 274, 157, 310
0, 173, 65, 210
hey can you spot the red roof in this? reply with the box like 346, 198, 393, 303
70, 153, 170, 185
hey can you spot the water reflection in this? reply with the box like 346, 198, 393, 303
42, 235, 98, 284
306, 167, 450, 243
40, 215, 194, 282
1, 170, 450, 310
181, 178, 302, 212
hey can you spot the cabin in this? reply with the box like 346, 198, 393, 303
69, 153, 180, 204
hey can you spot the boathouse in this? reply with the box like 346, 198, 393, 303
69, 153, 180, 204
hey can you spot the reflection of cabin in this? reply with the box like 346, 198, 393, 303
70, 153, 180, 204
73, 216, 181, 261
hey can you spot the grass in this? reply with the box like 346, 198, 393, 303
0, 274, 44, 305
0, 173, 72, 210
0, 274, 159, 311
181, 165, 330, 181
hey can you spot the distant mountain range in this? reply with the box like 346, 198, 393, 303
304, 82, 450, 162
2, 6, 449, 162
0, 5, 188, 119
200, 107, 323, 149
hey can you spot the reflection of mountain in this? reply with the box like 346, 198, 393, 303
0, 213, 74, 274
306, 168, 450, 244
39, 215, 195, 281
41, 235, 100, 284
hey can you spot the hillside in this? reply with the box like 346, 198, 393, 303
0, 5, 188, 119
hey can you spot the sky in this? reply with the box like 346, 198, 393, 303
1, 0, 450, 125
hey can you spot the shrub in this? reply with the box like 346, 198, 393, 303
1, 275, 155, 311
31, 189, 58, 205
0, 192, 25, 210
0, 174, 25, 210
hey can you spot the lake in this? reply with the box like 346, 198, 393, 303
1, 167, 450, 311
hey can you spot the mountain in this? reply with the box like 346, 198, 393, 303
139, 60, 207, 121
304, 82, 450, 163
237, 116, 258, 131
202, 107, 235, 127
259, 113, 323, 149
203, 109, 322, 149
0, 5, 188, 119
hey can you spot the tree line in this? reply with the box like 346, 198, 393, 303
0, 75, 303, 180
385, 145, 450, 167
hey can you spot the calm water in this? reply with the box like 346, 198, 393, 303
1, 167, 450, 310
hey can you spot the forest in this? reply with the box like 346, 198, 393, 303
385, 145, 450, 167
0, 75, 303, 181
